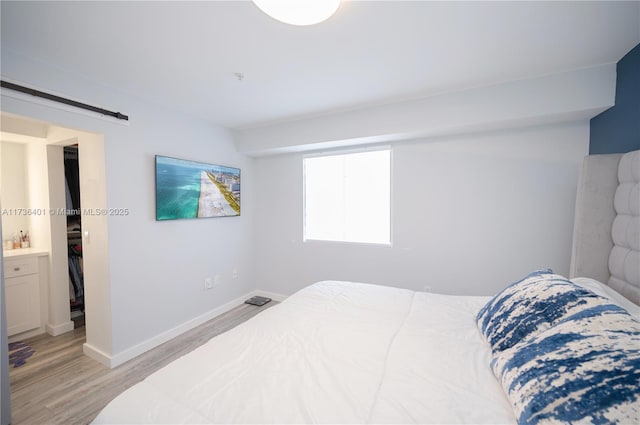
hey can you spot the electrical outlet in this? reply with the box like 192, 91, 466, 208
204, 277, 213, 290
232, 269, 238, 279
214, 275, 221, 286
423, 285, 433, 293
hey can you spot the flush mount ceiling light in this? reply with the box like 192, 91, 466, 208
252, 0, 341, 26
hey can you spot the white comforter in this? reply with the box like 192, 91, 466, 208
92, 281, 516, 424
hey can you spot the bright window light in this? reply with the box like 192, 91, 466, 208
304, 148, 391, 245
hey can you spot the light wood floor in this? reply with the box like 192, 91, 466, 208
9, 301, 277, 425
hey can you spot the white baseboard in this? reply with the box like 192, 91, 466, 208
46, 320, 74, 336
7, 326, 46, 343
8, 318, 76, 343
105, 291, 260, 368
83, 342, 112, 367
86, 289, 289, 369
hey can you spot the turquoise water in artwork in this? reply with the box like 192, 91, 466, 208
155, 158, 201, 220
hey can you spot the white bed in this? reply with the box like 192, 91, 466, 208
93, 149, 640, 425
94, 281, 515, 424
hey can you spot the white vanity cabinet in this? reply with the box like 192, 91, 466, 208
4, 254, 42, 336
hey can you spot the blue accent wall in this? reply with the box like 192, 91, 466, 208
589, 43, 640, 154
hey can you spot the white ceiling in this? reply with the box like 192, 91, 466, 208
1, 1, 639, 130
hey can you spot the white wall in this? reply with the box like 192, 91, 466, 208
25, 139, 50, 251
0, 141, 30, 240
1, 50, 255, 362
253, 122, 589, 296
0, 138, 50, 251
104, 112, 255, 354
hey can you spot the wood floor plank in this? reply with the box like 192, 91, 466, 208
8, 300, 277, 425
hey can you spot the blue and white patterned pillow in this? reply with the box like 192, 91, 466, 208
476, 270, 609, 353
490, 304, 640, 425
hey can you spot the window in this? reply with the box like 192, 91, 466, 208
303, 148, 391, 245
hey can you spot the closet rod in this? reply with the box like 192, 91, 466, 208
1, 80, 129, 121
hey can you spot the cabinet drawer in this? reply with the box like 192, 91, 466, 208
4, 257, 38, 278
5, 273, 41, 336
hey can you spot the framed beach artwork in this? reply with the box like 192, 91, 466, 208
155, 155, 240, 221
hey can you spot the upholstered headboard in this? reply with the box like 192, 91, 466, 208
570, 149, 640, 305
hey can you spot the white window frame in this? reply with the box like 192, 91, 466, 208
302, 145, 393, 246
